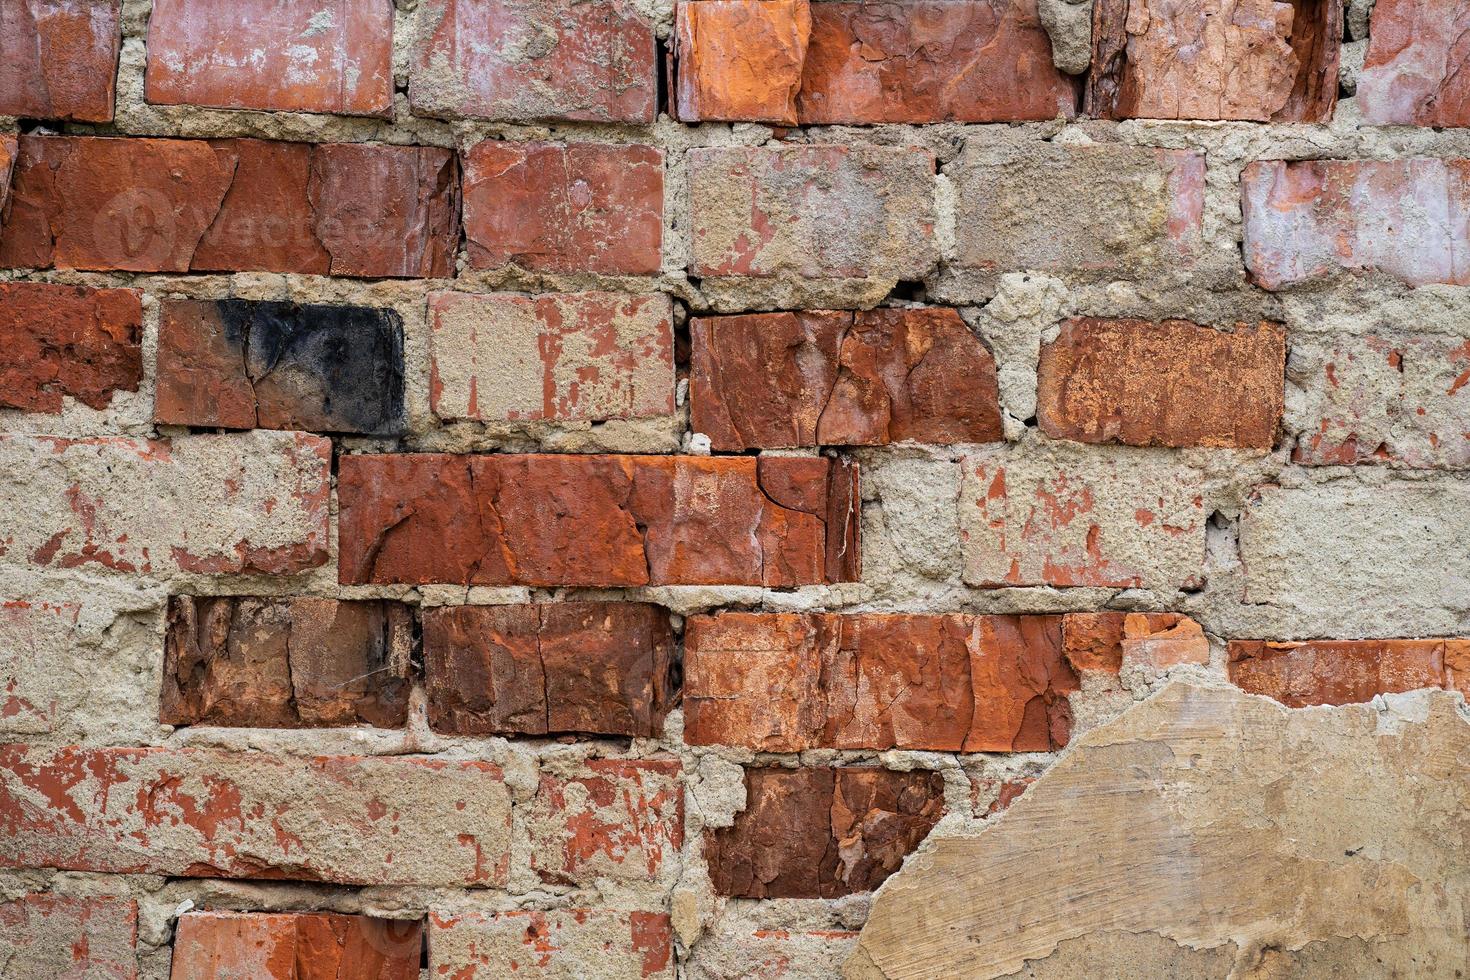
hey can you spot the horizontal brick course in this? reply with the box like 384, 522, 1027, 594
1229, 638, 1470, 706
0, 282, 142, 414
1357, 0, 1470, 128
429, 909, 674, 979
0, 0, 121, 122
170, 912, 421, 980
0, 893, 137, 979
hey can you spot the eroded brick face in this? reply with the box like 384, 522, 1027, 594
337, 454, 860, 587
0, 893, 137, 978
1229, 639, 1464, 706
1358, 0, 1470, 127
674, 0, 811, 125
691, 308, 1003, 450
0, 601, 83, 734
429, 910, 674, 979
0, 282, 142, 414
145, 0, 394, 116
423, 602, 675, 737
704, 767, 944, 899
1062, 611, 1201, 674
170, 912, 421, 980
0, 0, 121, 122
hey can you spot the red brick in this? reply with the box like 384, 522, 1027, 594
423, 602, 675, 737
703, 767, 944, 899
685, 613, 1079, 752
0, 136, 459, 278
524, 760, 683, 887
689, 145, 936, 281
691, 308, 1002, 451
0, 0, 122, 122
428, 291, 674, 423
1060, 611, 1194, 674
1358, 0, 1470, 127
461, 142, 662, 275
162, 596, 415, 729
970, 777, 1034, 816
0, 893, 137, 978
1228, 639, 1455, 707
170, 912, 420, 980
1088, 0, 1340, 122
0, 133, 15, 214
674, 0, 811, 124
0, 746, 512, 885
337, 454, 859, 587
1446, 640, 1470, 700
0, 432, 330, 577
428, 909, 674, 979
1243, 159, 1470, 290
0, 282, 142, 414
145, 0, 393, 116
1037, 318, 1286, 449
409, 0, 656, 123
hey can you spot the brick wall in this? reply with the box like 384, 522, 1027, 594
0, 1, 1466, 977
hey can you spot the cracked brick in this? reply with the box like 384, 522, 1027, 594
1358, 0, 1470, 127
1229, 638, 1467, 706
0, 282, 142, 414
0, 0, 122, 122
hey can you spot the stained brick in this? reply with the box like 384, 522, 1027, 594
1243, 158, 1470, 290
145, 0, 393, 117
1228, 639, 1456, 707
428, 291, 674, 423
1088, 0, 1341, 122
1357, 0, 1470, 128
524, 760, 683, 887
686, 922, 860, 980
170, 912, 420, 980
423, 602, 675, 737
684, 613, 1080, 752
0, 0, 122, 122
162, 596, 414, 729
1061, 611, 1197, 674
689, 145, 936, 281
0, 746, 511, 886
461, 141, 662, 275
1289, 334, 1470, 468
703, 767, 944, 899
674, 0, 811, 124
0, 133, 15, 213
1, 432, 330, 577
0, 136, 459, 278
155, 299, 406, 435
428, 909, 674, 979
0, 601, 81, 734
337, 454, 859, 587
1037, 318, 1286, 449
0, 893, 137, 979
690, 308, 1002, 450
409, 0, 657, 123
0, 282, 142, 414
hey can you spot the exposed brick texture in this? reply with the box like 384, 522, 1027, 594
429, 910, 675, 979
428, 291, 674, 423
162, 596, 414, 729
170, 912, 421, 980
0, 893, 137, 979
0, 601, 83, 734
0, 0, 122, 122
1230, 639, 1470, 706
1037, 318, 1286, 449
1357, 0, 1470, 127
674, 0, 811, 125
144, 0, 394, 117
704, 767, 945, 898
0, 282, 142, 414
691, 308, 1002, 450
423, 602, 675, 737
1062, 611, 1203, 674
337, 454, 859, 587
0, 133, 15, 213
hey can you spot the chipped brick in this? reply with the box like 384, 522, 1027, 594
1358, 0, 1470, 127
690, 308, 1002, 451
1120, 613, 1209, 669
170, 912, 420, 980
0, 133, 15, 214
1229, 639, 1455, 707
428, 291, 674, 424
674, 0, 811, 124
0, 894, 137, 979
1061, 611, 1193, 674
0, 282, 142, 414
0, 0, 122, 122
428, 909, 674, 979
155, 298, 406, 435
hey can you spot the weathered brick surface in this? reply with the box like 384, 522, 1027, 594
1037, 318, 1286, 449
155, 299, 406, 435
0, 133, 14, 214
685, 613, 1080, 752
429, 909, 674, 979
162, 596, 414, 729
1243, 158, 1470, 289
1061, 611, 1201, 674
961, 447, 1207, 589
337, 454, 859, 587
689, 145, 936, 281
950, 144, 1204, 276
0, 746, 512, 885
691, 308, 1002, 450
1289, 334, 1470, 468
674, 0, 810, 125
462, 142, 662, 275
0, 601, 82, 734
428, 291, 674, 423
0, 136, 459, 277
1, 432, 330, 577
0, 893, 137, 979
0, 282, 142, 414
686, 922, 861, 980
704, 767, 944, 899
1088, 0, 1341, 122
1229, 639, 1465, 706
0, 0, 121, 122
1357, 0, 1470, 128
524, 760, 683, 887
409, 0, 657, 123
145, 0, 393, 116
423, 602, 675, 737
170, 911, 421, 980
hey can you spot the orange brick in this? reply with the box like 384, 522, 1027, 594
170, 912, 420, 980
